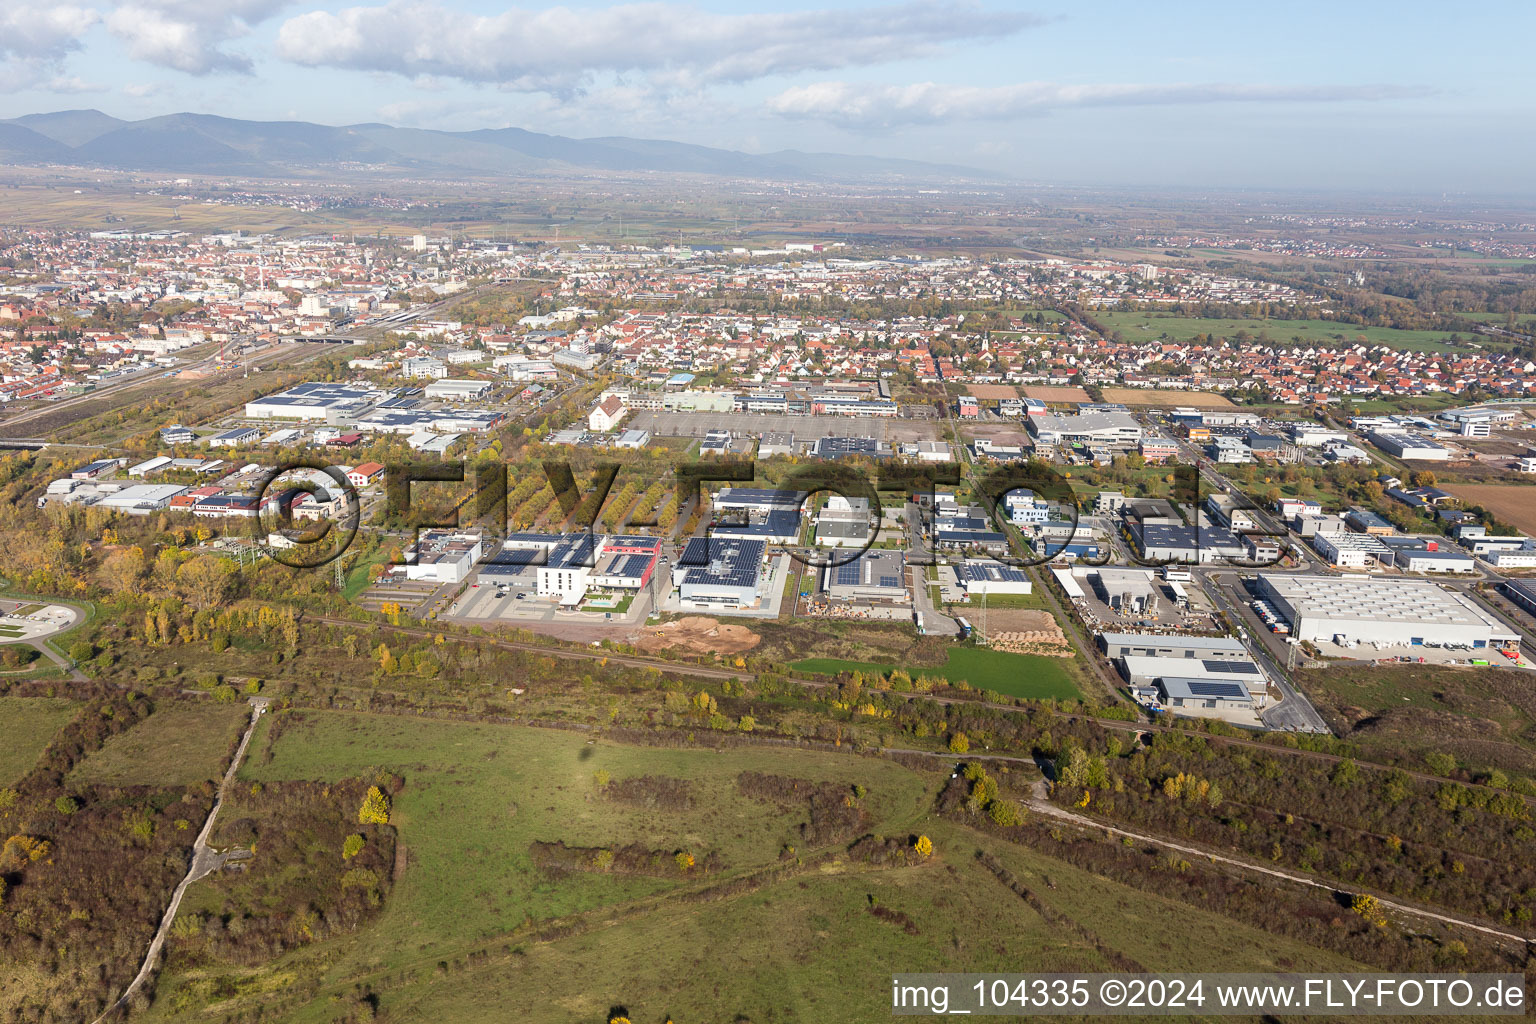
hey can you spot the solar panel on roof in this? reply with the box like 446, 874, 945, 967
1182, 680, 1248, 699
1201, 659, 1258, 676
878, 575, 902, 588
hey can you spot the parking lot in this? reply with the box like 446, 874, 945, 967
1071, 569, 1223, 633
627, 410, 940, 444
354, 575, 449, 616
448, 571, 663, 628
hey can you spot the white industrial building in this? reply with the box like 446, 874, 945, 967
1027, 409, 1143, 448
401, 530, 484, 584
1092, 567, 1160, 614
1256, 574, 1519, 651
92, 483, 188, 514
956, 560, 1032, 597
1312, 531, 1389, 568
1099, 632, 1250, 660
245, 383, 383, 422
424, 378, 494, 401
1368, 430, 1451, 461
1120, 654, 1268, 706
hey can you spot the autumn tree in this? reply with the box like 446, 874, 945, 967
358, 786, 391, 825
176, 553, 239, 611
99, 545, 147, 593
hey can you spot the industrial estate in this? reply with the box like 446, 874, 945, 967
2, 22, 1536, 1021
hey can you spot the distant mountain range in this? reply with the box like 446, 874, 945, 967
0, 109, 994, 183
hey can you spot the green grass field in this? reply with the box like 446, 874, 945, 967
1298, 662, 1536, 776
791, 647, 1082, 701
139, 707, 1370, 1023
143, 711, 939, 1014
69, 701, 249, 787
1096, 312, 1478, 353
0, 696, 79, 785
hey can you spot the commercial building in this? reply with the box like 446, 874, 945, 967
424, 379, 494, 401
1255, 574, 1520, 650
823, 549, 909, 603
1092, 567, 1160, 614
816, 495, 874, 548
402, 530, 484, 584
812, 436, 893, 460
127, 456, 173, 477
1501, 579, 1536, 617
674, 537, 767, 609
1120, 654, 1267, 704
957, 560, 1032, 596
245, 382, 382, 421
1312, 531, 1389, 569
92, 483, 188, 514
1156, 678, 1256, 713
1098, 633, 1249, 660
1368, 430, 1451, 461
1027, 409, 1142, 448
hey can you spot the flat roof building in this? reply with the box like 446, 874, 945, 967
823, 549, 909, 603
1256, 574, 1519, 650
245, 382, 382, 421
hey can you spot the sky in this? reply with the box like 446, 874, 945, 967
1, 0, 1533, 193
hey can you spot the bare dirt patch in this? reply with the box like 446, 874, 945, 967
968, 384, 1019, 400
978, 609, 1074, 657
1100, 388, 1235, 408
1022, 385, 1091, 404
962, 423, 1031, 446
631, 616, 761, 656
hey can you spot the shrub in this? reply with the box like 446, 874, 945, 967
358, 786, 390, 825
342, 833, 366, 860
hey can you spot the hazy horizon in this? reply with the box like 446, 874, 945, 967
1, 0, 1533, 194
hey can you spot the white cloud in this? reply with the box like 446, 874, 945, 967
766, 80, 1433, 128
276, 1, 1041, 93
46, 75, 107, 93
0, 4, 99, 90
105, 0, 289, 75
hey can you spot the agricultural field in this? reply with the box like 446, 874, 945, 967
1298, 662, 1536, 776
1021, 385, 1091, 403
68, 700, 249, 787
1095, 312, 1481, 353
0, 695, 79, 784
1444, 483, 1536, 536
1099, 387, 1235, 409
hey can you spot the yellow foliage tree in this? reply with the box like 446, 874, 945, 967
358, 786, 391, 825
913, 834, 933, 858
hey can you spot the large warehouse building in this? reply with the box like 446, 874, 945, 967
1256, 574, 1519, 650
245, 382, 383, 422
